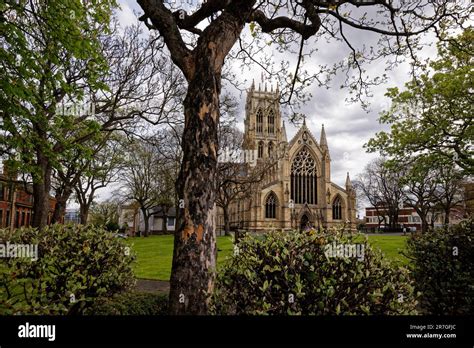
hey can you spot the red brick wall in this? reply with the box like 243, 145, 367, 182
0, 178, 56, 228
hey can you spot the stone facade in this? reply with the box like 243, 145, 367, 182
216, 80, 356, 233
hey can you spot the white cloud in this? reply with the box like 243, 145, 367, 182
116, 0, 139, 28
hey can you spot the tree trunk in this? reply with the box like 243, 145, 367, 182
444, 206, 450, 226
141, 207, 149, 237
166, 4, 250, 315
32, 159, 52, 229
169, 73, 222, 315
393, 208, 399, 230
163, 206, 168, 234
163, 214, 168, 234
421, 216, 429, 233
8, 183, 16, 231
223, 205, 231, 236
79, 203, 90, 225
51, 186, 73, 224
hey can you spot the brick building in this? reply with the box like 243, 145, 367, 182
365, 204, 468, 233
0, 169, 56, 229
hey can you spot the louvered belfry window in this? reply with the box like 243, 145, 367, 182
256, 109, 263, 133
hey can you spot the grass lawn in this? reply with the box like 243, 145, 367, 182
362, 235, 409, 266
128, 234, 409, 281
126, 235, 234, 281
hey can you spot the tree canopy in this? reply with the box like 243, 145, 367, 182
366, 28, 473, 175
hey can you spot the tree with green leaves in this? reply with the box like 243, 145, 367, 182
136, 0, 471, 314
74, 134, 124, 225
51, 135, 108, 224
88, 199, 120, 229
0, 2, 183, 229
1, 0, 117, 228
367, 28, 474, 175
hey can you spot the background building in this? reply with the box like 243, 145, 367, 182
0, 166, 56, 229
118, 203, 176, 236
365, 202, 470, 233
217, 80, 357, 233
64, 209, 81, 224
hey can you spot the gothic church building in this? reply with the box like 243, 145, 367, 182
217, 80, 356, 233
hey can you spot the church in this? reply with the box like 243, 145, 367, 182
216, 80, 357, 233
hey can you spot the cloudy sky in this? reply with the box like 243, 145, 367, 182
89, 0, 444, 210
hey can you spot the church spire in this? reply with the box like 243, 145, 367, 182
320, 124, 328, 149
345, 172, 352, 189
281, 121, 287, 142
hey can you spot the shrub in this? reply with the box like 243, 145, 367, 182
84, 291, 168, 315
0, 224, 136, 315
212, 229, 418, 315
105, 221, 120, 232
406, 219, 474, 315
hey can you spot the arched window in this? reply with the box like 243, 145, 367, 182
258, 141, 264, 158
256, 109, 263, 133
265, 192, 277, 219
268, 141, 274, 158
290, 147, 317, 204
332, 196, 343, 220
267, 109, 275, 134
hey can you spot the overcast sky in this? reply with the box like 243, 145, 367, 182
86, 0, 442, 212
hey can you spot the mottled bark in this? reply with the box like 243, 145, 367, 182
137, 0, 323, 314
166, 5, 252, 315
169, 74, 220, 315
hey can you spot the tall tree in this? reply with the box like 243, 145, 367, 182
0, 4, 183, 229
401, 158, 439, 233
1, 0, 116, 228
355, 158, 404, 231
51, 137, 106, 224
74, 135, 123, 225
136, 0, 470, 314
151, 133, 178, 234
366, 28, 474, 175
433, 162, 466, 226
118, 138, 162, 237
88, 199, 120, 228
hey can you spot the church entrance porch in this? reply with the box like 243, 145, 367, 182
300, 214, 312, 231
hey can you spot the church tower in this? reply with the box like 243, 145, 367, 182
218, 78, 357, 235
242, 75, 285, 159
